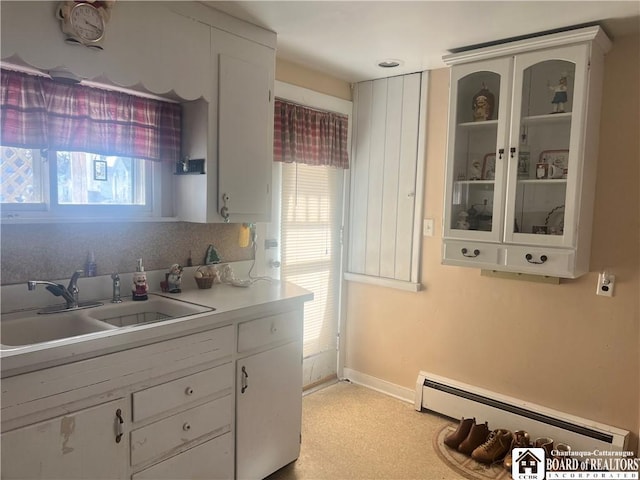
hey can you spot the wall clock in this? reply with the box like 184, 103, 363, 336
57, 1, 114, 50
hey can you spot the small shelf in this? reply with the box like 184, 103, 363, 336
517, 179, 567, 184
522, 112, 572, 125
458, 119, 499, 129
455, 180, 495, 185
174, 158, 205, 175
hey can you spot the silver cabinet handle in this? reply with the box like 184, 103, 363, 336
183, 422, 191, 432
185, 387, 194, 396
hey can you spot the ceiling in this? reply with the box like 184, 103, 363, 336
205, 1, 640, 83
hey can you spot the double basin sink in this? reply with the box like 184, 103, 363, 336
1, 296, 213, 348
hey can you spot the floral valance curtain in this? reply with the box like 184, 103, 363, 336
0, 69, 181, 163
273, 98, 349, 169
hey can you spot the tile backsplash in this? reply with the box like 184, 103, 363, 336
0, 222, 253, 285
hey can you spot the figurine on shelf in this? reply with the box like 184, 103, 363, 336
548, 74, 569, 113
469, 160, 482, 180
456, 211, 470, 230
472, 83, 495, 121
167, 263, 184, 293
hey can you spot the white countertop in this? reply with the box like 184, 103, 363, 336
1, 279, 312, 378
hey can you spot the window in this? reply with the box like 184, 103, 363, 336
0, 67, 180, 220
281, 162, 344, 360
53, 152, 147, 206
0, 146, 44, 204
1, 146, 154, 215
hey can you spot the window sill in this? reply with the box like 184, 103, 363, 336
344, 272, 422, 292
0, 215, 180, 224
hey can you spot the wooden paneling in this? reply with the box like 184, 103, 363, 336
348, 73, 423, 284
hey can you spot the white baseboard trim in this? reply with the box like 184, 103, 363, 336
341, 368, 415, 404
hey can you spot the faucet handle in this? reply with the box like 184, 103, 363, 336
67, 269, 84, 293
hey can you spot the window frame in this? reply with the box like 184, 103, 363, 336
0, 147, 170, 222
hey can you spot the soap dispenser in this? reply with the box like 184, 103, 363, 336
132, 258, 148, 301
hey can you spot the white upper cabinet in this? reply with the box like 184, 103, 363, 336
215, 34, 274, 223
442, 26, 611, 278
177, 26, 275, 224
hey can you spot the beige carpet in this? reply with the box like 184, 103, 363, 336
266, 380, 473, 480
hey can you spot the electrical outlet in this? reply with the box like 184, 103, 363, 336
596, 272, 615, 297
423, 218, 434, 237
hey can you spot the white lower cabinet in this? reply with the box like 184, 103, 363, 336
1, 398, 129, 480
236, 311, 304, 480
1, 306, 308, 480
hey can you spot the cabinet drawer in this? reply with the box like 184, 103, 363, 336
133, 363, 232, 422
442, 240, 500, 266
505, 246, 574, 277
131, 394, 232, 467
132, 432, 233, 480
237, 310, 301, 353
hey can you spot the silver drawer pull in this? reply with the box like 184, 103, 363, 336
270, 324, 278, 334
185, 387, 194, 396
183, 422, 191, 432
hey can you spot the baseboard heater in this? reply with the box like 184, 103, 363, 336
415, 371, 629, 452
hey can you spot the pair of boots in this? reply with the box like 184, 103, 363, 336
444, 417, 488, 454
444, 417, 514, 464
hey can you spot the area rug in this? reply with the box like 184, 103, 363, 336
433, 423, 512, 480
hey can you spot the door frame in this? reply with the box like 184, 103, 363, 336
255, 80, 352, 381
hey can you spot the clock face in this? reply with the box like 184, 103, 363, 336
70, 3, 104, 42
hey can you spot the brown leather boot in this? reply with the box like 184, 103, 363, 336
535, 437, 554, 458
458, 421, 489, 455
549, 443, 571, 471
472, 429, 513, 464
444, 417, 475, 449
503, 430, 530, 470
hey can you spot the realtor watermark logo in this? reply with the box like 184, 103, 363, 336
512, 447, 546, 480
512, 447, 639, 480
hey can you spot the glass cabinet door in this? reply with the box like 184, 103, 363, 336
505, 44, 590, 247
444, 58, 511, 242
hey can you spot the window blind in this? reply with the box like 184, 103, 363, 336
281, 162, 343, 358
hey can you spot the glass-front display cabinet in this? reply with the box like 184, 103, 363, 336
442, 26, 611, 278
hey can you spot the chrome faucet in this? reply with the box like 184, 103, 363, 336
27, 269, 83, 310
111, 273, 122, 303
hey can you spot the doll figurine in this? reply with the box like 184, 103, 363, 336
167, 264, 184, 293
456, 211, 470, 230
549, 75, 568, 113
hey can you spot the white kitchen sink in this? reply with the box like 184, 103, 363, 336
0, 310, 116, 347
87, 297, 213, 327
0, 296, 213, 347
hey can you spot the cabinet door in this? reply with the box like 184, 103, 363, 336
1, 398, 128, 480
443, 57, 512, 243
504, 44, 590, 248
236, 341, 303, 480
216, 34, 274, 223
